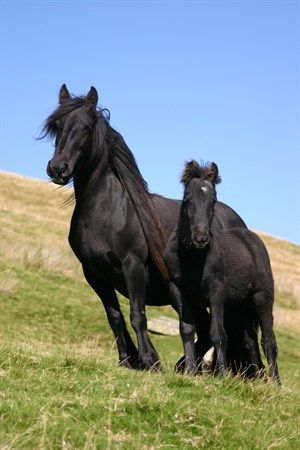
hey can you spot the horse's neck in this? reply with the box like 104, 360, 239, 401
73, 169, 124, 214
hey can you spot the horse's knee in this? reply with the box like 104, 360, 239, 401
105, 307, 123, 332
180, 321, 195, 343
130, 311, 147, 333
210, 325, 228, 351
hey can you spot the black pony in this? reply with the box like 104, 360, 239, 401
43, 85, 247, 371
165, 160, 280, 383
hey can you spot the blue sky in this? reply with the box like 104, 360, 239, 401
1, 0, 299, 243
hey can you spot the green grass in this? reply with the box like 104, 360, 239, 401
1, 172, 299, 449
1, 261, 300, 449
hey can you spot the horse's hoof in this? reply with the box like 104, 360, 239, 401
150, 360, 162, 372
118, 358, 132, 369
215, 368, 231, 379
184, 364, 197, 376
174, 356, 185, 374
138, 356, 162, 372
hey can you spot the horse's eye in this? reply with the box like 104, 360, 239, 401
83, 125, 92, 133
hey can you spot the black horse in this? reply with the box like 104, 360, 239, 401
43, 84, 247, 371
165, 160, 280, 383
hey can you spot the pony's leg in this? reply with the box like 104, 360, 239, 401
242, 313, 265, 378
168, 282, 188, 373
209, 291, 228, 377
83, 267, 139, 369
122, 254, 160, 371
252, 292, 281, 384
226, 305, 264, 378
179, 292, 197, 375
173, 300, 211, 374
194, 308, 212, 370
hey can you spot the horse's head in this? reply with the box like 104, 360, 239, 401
179, 160, 221, 250
45, 84, 102, 185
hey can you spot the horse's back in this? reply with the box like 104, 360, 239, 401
208, 228, 273, 301
228, 228, 274, 294
224, 228, 272, 274
215, 202, 247, 229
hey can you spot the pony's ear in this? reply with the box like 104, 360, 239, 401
59, 84, 71, 104
203, 162, 221, 185
181, 160, 202, 185
86, 86, 98, 106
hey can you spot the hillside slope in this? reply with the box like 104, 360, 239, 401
1, 171, 299, 449
1, 171, 299, 330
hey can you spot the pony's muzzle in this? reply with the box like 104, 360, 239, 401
192, 233, 210, 249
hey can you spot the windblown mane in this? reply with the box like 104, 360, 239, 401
107, 127, 169, 280
42, 96, 169, 280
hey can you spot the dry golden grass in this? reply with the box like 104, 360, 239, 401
1, 171, 81, 278
258, 231, 300, 306
273, 306, 300, 335
1, 171, 299, 313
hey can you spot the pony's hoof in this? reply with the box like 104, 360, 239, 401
215, 367, 231, 379
184, 364, 197, 376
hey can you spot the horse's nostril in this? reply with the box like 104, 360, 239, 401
193, 234, 210, 249
59, 163, 68, 176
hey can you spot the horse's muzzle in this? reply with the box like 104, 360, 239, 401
47, 160, 71, 185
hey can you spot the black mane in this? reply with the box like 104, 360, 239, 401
105, 126, 167, 279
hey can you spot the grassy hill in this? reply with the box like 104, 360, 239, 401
1, 172, 299, 449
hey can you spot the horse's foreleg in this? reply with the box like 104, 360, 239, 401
170, 283, 211, 374
179, 290, 197, 375
122, 254, 160, 371
194, 308, 213, 369
209, 289, 228, 377
83, 267, 139, 369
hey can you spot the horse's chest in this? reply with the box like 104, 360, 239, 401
69, 215, 110, 263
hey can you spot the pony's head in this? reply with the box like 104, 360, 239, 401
179, 160, 221, 250
44, 84, 106, 185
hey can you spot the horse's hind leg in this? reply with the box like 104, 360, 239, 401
242, 307, 264, 379
226, 304, 264, 378
252, 292, 280, 384
83, 267, 139, 369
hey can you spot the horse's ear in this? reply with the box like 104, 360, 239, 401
181, 160, 202, 185
204, 162, 221, 185
86, 86, 98, 106
59, 84, 71, 104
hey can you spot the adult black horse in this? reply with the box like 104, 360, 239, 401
44, 84, 246, 371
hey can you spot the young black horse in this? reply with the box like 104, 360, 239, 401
43, 84, 248, 371
165, 160, 280, 383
